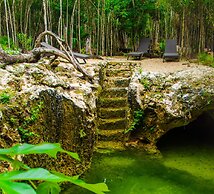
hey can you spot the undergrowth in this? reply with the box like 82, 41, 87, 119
198, 52, 214, 68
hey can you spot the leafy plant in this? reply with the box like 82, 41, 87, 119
198, 52, 214, 68
17, 33, 33, 52
18, 127, 38, 140
25, 102, 44, 125
159, 40, 166, 53
79, 129, 87, 138
0, 36, 19, 54
125, 110, 144, 134
140, 78, 152, 90
18, 102, 44, 141
139, 68, 143, 74
0, 91, 12, 104
0, 143, 109, 194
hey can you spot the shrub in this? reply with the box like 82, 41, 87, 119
198, 52, 214, 68
17, 33, 33, 52
0, 91, 12, 104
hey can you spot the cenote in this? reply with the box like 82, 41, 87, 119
64, 112, 214, 194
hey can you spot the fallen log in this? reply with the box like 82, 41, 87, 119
0, 31, 94, 83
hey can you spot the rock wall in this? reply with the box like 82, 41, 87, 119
128, 66, 214, 153
0, 60, 99, 175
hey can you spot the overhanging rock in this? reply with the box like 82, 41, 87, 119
128, 66, 214, 153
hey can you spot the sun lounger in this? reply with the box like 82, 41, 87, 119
163, 39, 180, 62
127, 38, 151, 60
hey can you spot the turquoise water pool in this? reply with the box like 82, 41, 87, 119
64, 114, 214, 194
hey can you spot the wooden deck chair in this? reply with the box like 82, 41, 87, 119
127, 38, 151, 60
163, 39, 180, 62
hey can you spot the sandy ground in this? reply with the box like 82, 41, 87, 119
86, 56, 200, 73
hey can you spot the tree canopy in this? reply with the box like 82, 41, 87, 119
0, 0, 213, 57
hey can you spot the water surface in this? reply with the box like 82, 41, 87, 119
64, 114, 214, 194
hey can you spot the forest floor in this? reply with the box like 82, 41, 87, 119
87, 57, 200, 73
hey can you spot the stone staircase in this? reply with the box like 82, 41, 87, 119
96, 62, 133, 151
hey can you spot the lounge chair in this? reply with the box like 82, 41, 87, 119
163, 39, 180, 62
127, 38, 151, 60
40, 42, 90, 64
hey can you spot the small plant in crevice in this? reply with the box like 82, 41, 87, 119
0, 143, 109, 194
0, 91, 12, 104
140, 78, 152, 90
18, 127, 38, 140
79, 129, 87, 138
124, 109, 144, 134
139, 68, 143, 74
149, 125, 156, 133
17, 101, 44, 141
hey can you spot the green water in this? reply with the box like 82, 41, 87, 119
64, 115, 214, 194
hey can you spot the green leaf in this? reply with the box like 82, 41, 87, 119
0, 168, 67, 182
0, 143, 80, 161
0, 168, 109, 194
0, 180, 36, 194
37, 182, 61, 194
52, 172, 110, 194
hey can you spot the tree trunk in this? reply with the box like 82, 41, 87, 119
97, 0, 100, 55
58, 0, 63, 39
6, 0, 15, 44
101, 0, 105, 55
43, 0, 48, 43
24, 0, 33, 34
70, 0, 78, 49
78, 0, 81, 52
4, 0, 10, 48
0, 4, 2, 37
12, 0, 17, 46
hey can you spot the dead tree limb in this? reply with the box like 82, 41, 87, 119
0, 31, 94, 83
34, 31, 94, 82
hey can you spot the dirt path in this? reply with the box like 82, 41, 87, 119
87, 57, 200, 73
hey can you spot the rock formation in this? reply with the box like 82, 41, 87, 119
0, 59, 99, 175
128, 66, 214, 153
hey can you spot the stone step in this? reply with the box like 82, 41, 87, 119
98, 107, 128, 119
104, 77, 131, 88
97, 97, 127, 108
100, 87, 128, 98
96, 141, 126, 152
106, 69, 131, 77
98, 129, 125, 141
98, 118, 127, 130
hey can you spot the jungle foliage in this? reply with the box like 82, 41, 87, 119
0, 0, 213, 57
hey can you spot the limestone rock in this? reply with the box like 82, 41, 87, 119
128, 66, 214, 153
0, 60, 100, 175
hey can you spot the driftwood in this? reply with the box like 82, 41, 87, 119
0, 31, 94, 82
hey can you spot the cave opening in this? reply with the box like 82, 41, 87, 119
157, 111, 214, 151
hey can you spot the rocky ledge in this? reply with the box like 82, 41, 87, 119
0, 59, 100, 175
128, 66, 214, 153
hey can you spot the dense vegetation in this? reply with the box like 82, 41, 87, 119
0, 0, 213, 57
